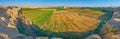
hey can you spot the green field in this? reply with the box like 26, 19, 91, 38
17, 9, 53, 35
22, 8, 40, 11
24, 9, 53, 25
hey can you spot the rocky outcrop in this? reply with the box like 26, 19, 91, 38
107, 11, 120, 31
85, 34, 102, 39
86, 34, 120, 39
0, 32, 10, 39
0, 6, 35, 39
112, 34, 120, 39
51, 37, 62, 39
101, 8, 120, 39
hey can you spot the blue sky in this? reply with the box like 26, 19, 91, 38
0, 0, 120, 7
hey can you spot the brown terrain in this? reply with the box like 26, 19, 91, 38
41, 10, 100, 32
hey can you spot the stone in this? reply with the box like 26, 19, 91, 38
0, 6, 34, 39
113, 34, 120, 39
86, 34, 102, 39
51, 37, 62, 39
0, 17, 6, 21
0, 32, 10, 39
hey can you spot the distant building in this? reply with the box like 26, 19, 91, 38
63, 6, 67, 9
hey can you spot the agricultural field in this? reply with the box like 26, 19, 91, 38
40, 9, 103, 32
22, 8, 104, 39
22, 8, 40, 11
23, 9, 53, 25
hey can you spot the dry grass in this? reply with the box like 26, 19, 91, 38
40, 10, 101, 32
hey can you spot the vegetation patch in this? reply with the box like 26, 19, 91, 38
24, 10, 53, 25
22, 8, 39, 11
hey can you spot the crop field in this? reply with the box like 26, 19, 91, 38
22, 8, 104, 39
40, 9, 102, 32
22, 8, 39, 11
23, 8, 104, 32
23, 9, 53, 25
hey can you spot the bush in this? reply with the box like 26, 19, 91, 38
100, 24, 118, 35
99, 24, 118, 39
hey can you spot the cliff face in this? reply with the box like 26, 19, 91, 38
86, 9, 120, 39
0, 6, 33, 39
107, 11, 120, 31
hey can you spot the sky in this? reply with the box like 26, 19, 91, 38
0, 0, 120, 7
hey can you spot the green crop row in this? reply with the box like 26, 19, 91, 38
24, 10, 53, 26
